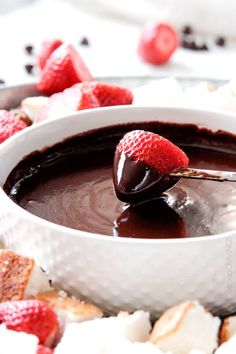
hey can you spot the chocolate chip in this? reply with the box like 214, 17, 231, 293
199, 43, 209, 50
181, 39, 196, 50
24, 64, 34, 75
181, 39, 208, 51
182, 25, 193, 35
24, 44, 34, 55
80, 37, 90, 46
0, 79, 5, 84
215, 36, 226, 47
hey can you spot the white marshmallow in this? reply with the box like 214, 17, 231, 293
55, 311, 151, 354
105, 340, 169, 354
0, 325, 38, 354
21, 96, 49, 122
181, 82, 215, 109
132, 77, 183, 106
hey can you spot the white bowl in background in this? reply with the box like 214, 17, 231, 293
0, 106, 235, 316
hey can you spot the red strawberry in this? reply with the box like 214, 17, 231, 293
116, 130, 188, 174
0, 300, 59, 347
78, 90, 100, 110
37, 85, 99, 122
37, 44, 93, 95
78, 82, 133, 106
114, 130, 189, 203
0, 110, 27, 143
37, 345, 53, 354
138, 22, 179, 65
38, 39, 63, 70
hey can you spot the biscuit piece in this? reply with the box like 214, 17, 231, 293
220, 316, 236, 343
21, 96, 49, 122
35, 291, 102, 328
149, 301, 220, 354
0, 249, 51, 301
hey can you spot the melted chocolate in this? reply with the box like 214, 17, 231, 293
113, 151, 178, 204
4, 121, 236, 239
114, 197, 187, 238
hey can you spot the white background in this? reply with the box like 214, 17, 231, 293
1, 0, 236, 85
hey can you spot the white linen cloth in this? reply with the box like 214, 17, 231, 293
68, 0, 236, 37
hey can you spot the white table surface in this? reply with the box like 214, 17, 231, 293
1, 0, 236, 86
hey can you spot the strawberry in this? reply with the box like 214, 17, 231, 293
37, 85, 99, 122
116, 130, 188, 174
38, 39, 63, 70
0, 300, 59, 347
138, 22, 179, 65
114, 130, 189, 203
37, 44, 93, 95
0, 110, 27, 143
78, 90, 100, 110
37, 345, 53, 354
80, 82, 133, 106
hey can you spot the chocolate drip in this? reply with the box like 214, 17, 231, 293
113, 151, 178, 204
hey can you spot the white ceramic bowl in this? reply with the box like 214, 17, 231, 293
0, 106, 236, 316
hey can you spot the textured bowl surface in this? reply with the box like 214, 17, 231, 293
0, 106, 236, 316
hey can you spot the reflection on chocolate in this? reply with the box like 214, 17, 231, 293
4, 121, 236, 239
113, 151, 179, 204
113, 198, 187, 239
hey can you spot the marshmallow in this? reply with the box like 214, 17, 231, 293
105, 340, 169, 354
133, 77, 183, 106
21, 96, 49, 122
55, 311, 151, 354
0, 325, 38, 354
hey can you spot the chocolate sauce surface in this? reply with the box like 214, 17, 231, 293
4, 121, 236, 239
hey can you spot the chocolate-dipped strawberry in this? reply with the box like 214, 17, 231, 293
113, 130, 189, 204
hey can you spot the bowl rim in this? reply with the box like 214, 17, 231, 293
1, 105, 236, 245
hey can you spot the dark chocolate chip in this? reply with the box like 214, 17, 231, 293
182, 25, 193, 35
199, 43, 209, 51
80, 37, 90, 46
215, 36, 226, 47
0, 79, 5, 84
181, 39, 209, 51
24, 64, 34, 75
181, 39, 196, 50
24, 44, 34, 55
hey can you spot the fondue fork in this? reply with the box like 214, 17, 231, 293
170, 168, 236, 182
